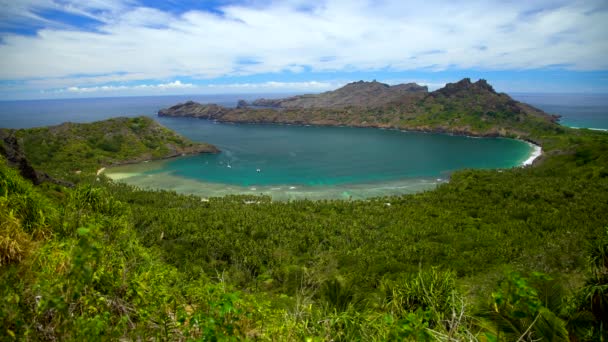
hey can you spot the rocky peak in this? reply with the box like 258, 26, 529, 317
391, 83, 429, 93
243, 80, 428, 109
338, 80, 428, 94
236, 100, 248, 108
433, 78, 497, 97
475, 79, 495, 92
341, 80, 390, 91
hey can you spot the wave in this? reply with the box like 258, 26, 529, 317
522, 142, 542, 166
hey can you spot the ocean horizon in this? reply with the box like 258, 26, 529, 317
1, 92, 607, 130
1, 91, 605, 200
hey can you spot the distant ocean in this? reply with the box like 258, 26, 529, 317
0, 94, 286, 129
1, 92, 604, 200
0, 92, 606, 130
510, 93, 608, 130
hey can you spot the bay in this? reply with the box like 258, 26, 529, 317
3, 92, 604, 199
107, 117, 532, 200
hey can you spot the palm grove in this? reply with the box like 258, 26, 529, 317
1, 79, 607, 341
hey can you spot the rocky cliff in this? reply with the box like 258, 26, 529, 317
158, 78, 561, 138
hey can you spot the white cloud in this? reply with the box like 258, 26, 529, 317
137, 80, 194, 89
61, 80, 194, 93
207, 81, 335, 90
0, 0, 607, 94
61, 80, 333, 94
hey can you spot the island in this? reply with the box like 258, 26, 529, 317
159, 78, 561, 140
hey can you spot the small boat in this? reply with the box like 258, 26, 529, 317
227, 164, 232, 168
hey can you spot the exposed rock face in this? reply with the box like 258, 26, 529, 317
244, 80, 428, 109
433, 78, 494, 97
158, 101, 230, 118
158, 78, 561, 138
0, 130, 73, 187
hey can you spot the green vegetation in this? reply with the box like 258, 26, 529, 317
160, 79, 561, 139
0, 116, 218, 181
1, 115, 607, 340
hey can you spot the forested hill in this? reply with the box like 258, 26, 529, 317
0, 116, 218, 181
159, 78, 561, 138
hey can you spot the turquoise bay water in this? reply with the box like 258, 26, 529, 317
106, 117, 532, 200
5, 93, 602, 199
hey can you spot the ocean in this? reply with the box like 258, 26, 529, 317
511, 93, 608, 130
0, 92, 605, 200
1, 92, 606, 130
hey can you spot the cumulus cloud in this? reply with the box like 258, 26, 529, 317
57, 80, 334, 94
207, 81, 335, 90
0, 0, 607, 96
61, 80, 193, 93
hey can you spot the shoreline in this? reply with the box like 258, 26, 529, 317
161, 115, 521, 139
522, 141, 542, 166
159, 116, 544, 167
103, 167, 445, 201
103, 117, 543, 200
569, 126, 608, 132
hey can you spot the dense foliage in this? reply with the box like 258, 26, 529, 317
0, 116, 217, 180
1, 119, 607, 340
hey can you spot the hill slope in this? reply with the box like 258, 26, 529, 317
2, 124, 607, 340
159, 78, 561, 138
0, 116, 218, 179
243, 80, 428, 108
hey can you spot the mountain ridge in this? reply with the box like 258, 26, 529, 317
159, 78, 561, 138
242, 80, 428, 109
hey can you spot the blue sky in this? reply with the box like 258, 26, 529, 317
0, 0, 607, 100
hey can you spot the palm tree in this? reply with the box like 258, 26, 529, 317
577, 228, 608, 341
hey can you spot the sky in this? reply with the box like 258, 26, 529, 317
0, 0, 607, 100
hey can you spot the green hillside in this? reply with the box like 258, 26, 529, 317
1, 113, 607, 340
0, 116, 218, 182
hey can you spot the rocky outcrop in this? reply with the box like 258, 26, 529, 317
432, 78, 494, 97
158, 101, 230, 118
0, 130, 73, 187
236, 100, 248, 109
158, 78, 562, 138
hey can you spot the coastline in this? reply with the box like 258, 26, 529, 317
162, 115, 523, 139
570, 126, 608, 132
104, 164, 445, 201
160, 116, 544, 167
522, 141, 542, 166
106, 118, 535, 200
